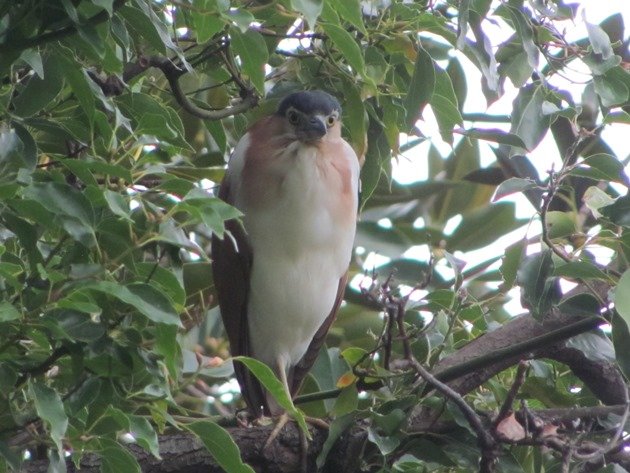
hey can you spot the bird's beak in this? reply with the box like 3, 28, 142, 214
297, 115, 327, 143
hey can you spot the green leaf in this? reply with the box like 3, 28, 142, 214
20, 49, 44, 78
601, 194, 630, 227
322, 23, 366, 78
0, 441, 22, 470
136, 263, 185, 307
79, 281, 182, 326
330, 0, 367, 34
120, 3, 180, 56
29, 381, 68, 452
584, 186, 616, 219
553, 261, 609, 280
155, 324, 179, 379
404, 46, 435, 130
459, 128, 527, 149
187, 421, 255, 473
104, 190, 133, 222
585, 19, 615, 62
611, 313, 630, 381
22, 182, 96, 247
368, 424, 400, 455
343, 81, 367, 159
192, 0, 225, 43
501, 239, 526, 289
546, 210, 577, 239
316, 413, 356, 468
12, 54, 64, 118
230, 28, 268, 93
503, 6, 539, 70
129, 415, 160, 459
54, 310, 106, 341
93, 0, 114, 15
224, 9, 254, 33
431, 66, 462, 143
447, 202, 526, 252
516, 250, 559, 320
492, 177, 538, 202
51, 49, 94, 123
568, 153, 627, 184
97, 438, 141, 473
0, 301, 20, 322
233, 356, 309, 436
593, 74, 629, 107
340, 346, 368, 366
510, 84, 550, 152
558, 293, 602, 317
291, 0, 323, 30
456, 0, 469, 50
614, 269, 630, 329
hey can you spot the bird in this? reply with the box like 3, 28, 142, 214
211, 90, 360, 419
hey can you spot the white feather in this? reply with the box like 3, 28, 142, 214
229, 134, 359, 372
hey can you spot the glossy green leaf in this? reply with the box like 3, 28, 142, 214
187, 421, 255, 473
12, 54, 64, 117
503, 5, 539, 70
492, 177, 538, 202
459, 128, 527, 149
322, 23, 365, 78
54, 310, 106, 341
404, 46, 435, 129
611, 313, 630, 381
510, 84, 550, 152
447, 202, 526, 252
330, 0, 367, 34
516, 250, 559, 320
558, 293, 602, 317
233, 356, 309, 436
29, 382, 68, 452
614, 269, 630, 328
584, 186, 616, 218
104, 190, 133, 222
230, 28, 268, 93
593, 74, 629, 107
553, 261, 609, 280
568, 153, 627, 184
129, 415, 160, 459
501, 239, 526, 289
79, 281, 181, 326
98, 438, 141, 473
291, 0, 323, 30
22, 182, 96, 246
316, 413, 356, 468
0, 301, 20, 322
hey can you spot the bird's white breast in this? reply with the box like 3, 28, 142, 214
229, 133, 359, 371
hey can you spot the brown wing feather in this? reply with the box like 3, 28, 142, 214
211, 176, 268, 417
288, 274, 348, 396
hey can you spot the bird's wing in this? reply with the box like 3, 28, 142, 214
211, 175, 267, 417
288, 273, 348, 396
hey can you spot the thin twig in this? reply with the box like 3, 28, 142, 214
493, 361, 529, 429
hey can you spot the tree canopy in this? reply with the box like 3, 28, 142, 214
1, 0, 630, 472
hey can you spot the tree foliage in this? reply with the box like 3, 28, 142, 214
0, 0, 629, 472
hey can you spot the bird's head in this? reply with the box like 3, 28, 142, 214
276, 90, 341, 144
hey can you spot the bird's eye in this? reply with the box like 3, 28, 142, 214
287, 110, 299, 124
326, 116, 335, 127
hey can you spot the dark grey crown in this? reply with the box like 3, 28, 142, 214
276, 90, 341, 116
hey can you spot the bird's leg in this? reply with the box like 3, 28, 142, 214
263, 360, 293, 449
261, 360, 310, 473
